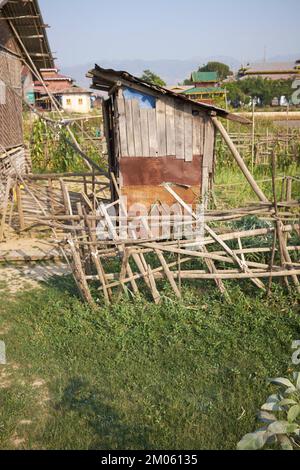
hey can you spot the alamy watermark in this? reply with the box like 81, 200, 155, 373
292, 340, 300, 366
291, 79, 300, 105
96, 197, 206, 246
0, 341, 6, 365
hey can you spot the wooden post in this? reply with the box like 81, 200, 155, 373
16, 183, 25, 231
212, 117, 269, 202
0, 177, 13, 242
251, 101, 255, 173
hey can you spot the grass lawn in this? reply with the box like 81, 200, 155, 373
0, 275, 299, 450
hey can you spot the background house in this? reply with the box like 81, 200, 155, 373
60, 86, 92, 114
238, 60, 300, 81
0, 0, 53, 205
34, 68, 92, 113
181, 71, 227, 105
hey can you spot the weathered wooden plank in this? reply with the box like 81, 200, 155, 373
140, 108, 150, 157
148, 108, 158, 157
193, 114, 201, 156
116, 97, 128, 157
131, 99, 142, 156
203, 117, 215, 172
165, 97, 176, 156
184, 103, 193, 162
175, 101, 185, 160
199, 113, 205, 155
156, 99, 167, 156
125, 99, 135, 157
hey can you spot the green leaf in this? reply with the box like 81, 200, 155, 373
294, 372, 300, 391
268, 421, 299, 435
237, 430, 270, 450
268, 378, 296, 391
278, 398, 297, 407
288, 405, 300, 423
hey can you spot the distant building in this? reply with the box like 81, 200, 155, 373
238, 60, 300, 81
61, 86, 92, 114
34, 68, 92, 113
171, 72, 226, 105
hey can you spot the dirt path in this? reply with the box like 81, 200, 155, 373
0, 237, 70, 294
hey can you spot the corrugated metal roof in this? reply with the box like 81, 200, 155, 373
191, 71, 218, 82
87, 65, 250, 124
183, 87, 225, 94
0, 0, 54, 69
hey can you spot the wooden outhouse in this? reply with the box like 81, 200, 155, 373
88, 66, 247, 211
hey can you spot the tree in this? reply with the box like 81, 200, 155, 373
198, 61, 233, 81
140, 70, 166, 87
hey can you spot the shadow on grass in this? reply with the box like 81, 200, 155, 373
43, 274, 82, 300
55, 377, 152, 450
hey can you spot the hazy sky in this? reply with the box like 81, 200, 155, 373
39, 0, 300, 67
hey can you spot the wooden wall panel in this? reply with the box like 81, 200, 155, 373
184, 103, 193, 162
148, 108, 158, 157
124, 100, 135, 157
116, 97, 128, 157
174, 101, 185, 160
165, 97, 176, 156
131, 99, 142, 156
156, 100, 167, 156
203, 117, 215, 173
140, 108, 150, 157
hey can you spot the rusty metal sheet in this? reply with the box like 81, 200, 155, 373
120, 156, 203, 187
122, 185, 201, 213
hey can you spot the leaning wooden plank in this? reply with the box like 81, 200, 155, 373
116, 97, 128, 157
140, 108, 150, 157
156, 99, 167, 156
184, 103, 193, 162
212, 117, 269, 203
148, 108, 158, 157
131, 99, 143, 156
141, 217, 181, 298
165, 97, 176, 156
67, 237, 97, 308
0, 176, 13, 242
16, 183, 25, 231
125, 99, 135, 156
175, 101, 185, 160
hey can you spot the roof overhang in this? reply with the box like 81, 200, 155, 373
0, 0, 54, 70
87, 65, 250, 125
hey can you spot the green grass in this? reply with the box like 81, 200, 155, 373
215, 163, 300, 207
0, 276, 299, 450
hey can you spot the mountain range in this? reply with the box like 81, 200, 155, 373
60, 54, 300, 90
